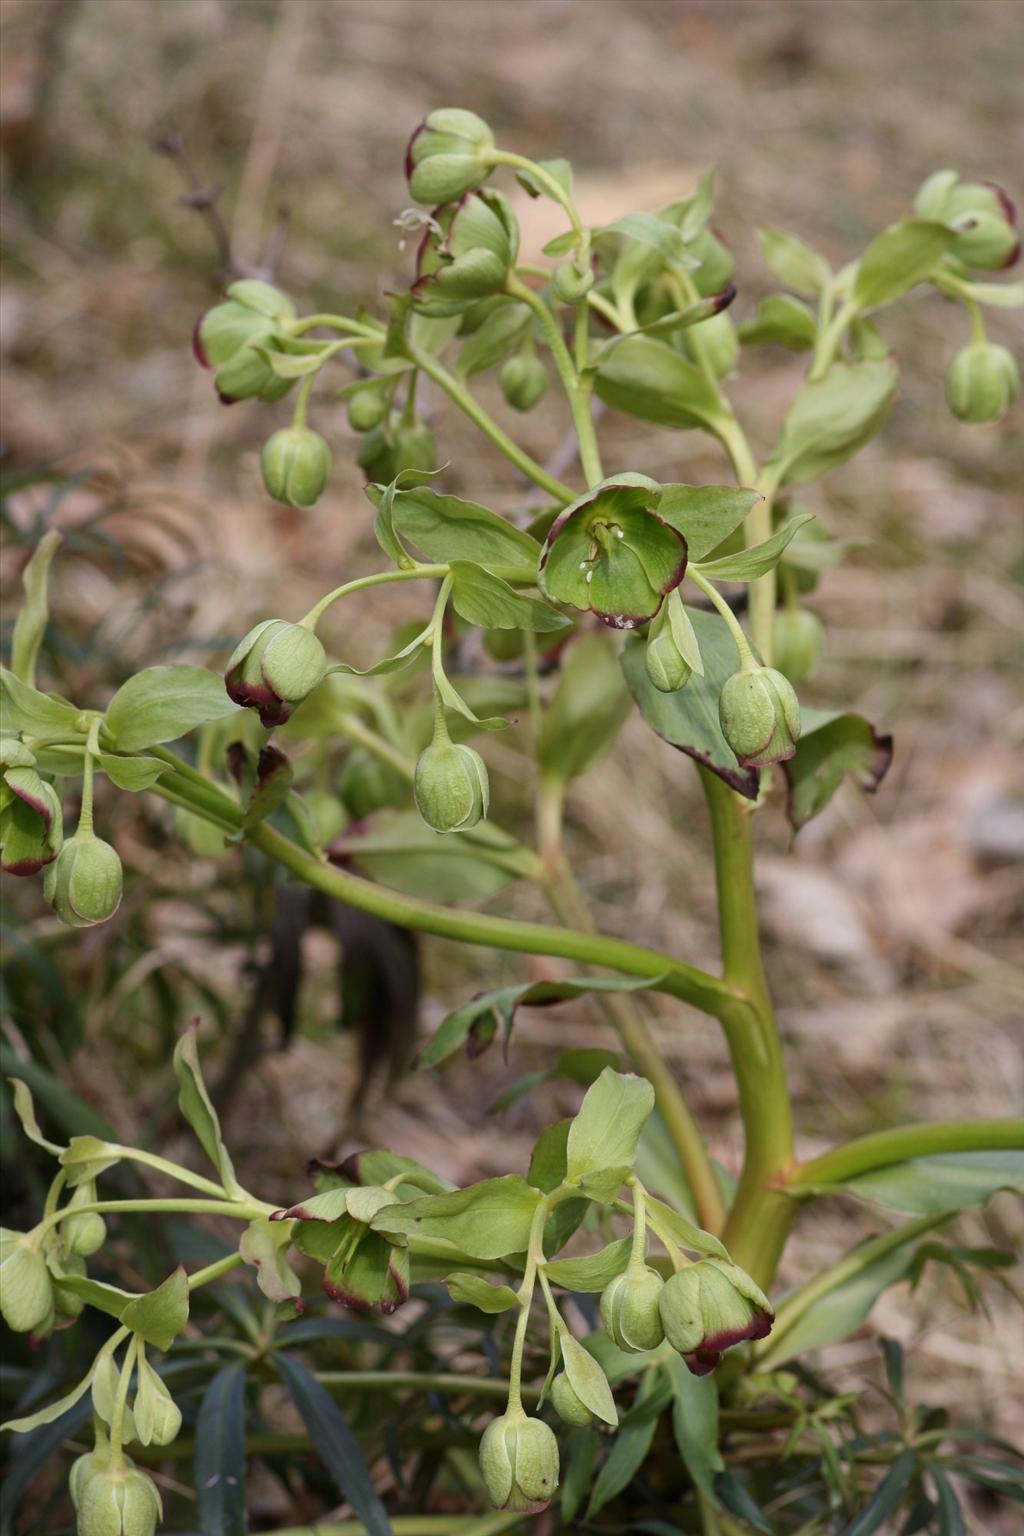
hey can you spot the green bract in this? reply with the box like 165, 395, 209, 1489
539, 474, 687, 630
478, 1408, 560, 1513
406, 107, 495, 205
261, 425, 332, 509
719, 665, 801, 767
600, 1263, 666, 1352
659, 1258, 774, 1376
194, 278, 296, 403
413, 740, 489, 833
946, 341, 1020, 423
914, 170, 1020, 270
412, 190, 519, 316
0, 744, 63, 876
43, 834, 123, 928
224, 620, 327, 728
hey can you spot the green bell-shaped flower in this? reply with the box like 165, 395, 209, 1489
414, 740, 489, 834
261, 425, 332, 509
719, 665, 801, 768
76, 1465, 162, 1536
914, 170, 1019, 271
43, 834, 123, 928
405, 107, 495, 205
599, 1263, 666, 1353
659, 1257, 774, 1376
478, 1408, 560, 1513
539, 474, 687, 631
1, 741, 63, 876
946, 341, 1020, 424
224, 620, 327, 728
193, 278, 297, 404
412, 190, 520, 317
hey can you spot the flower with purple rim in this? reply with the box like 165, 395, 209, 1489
411, 189, 519, 317
659, 1257, 774, 1376
224, 619, 327, 730
1, 741, 63, 876
539, 473, 687, 631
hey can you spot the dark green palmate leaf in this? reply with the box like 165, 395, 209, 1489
195, 1362, 247, 1536
782, 707, 893, 831
621, 608, 760, 798
274, 1352, 392, 1536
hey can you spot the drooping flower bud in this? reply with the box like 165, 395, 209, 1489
0, 1230, 54, 1333
772, 608, 825, 685
224, 620, 327, 728
0, 743, 63, 875
719, 666, 801, 768
346, 389, 387, 432
260, 426, 332, 509
133, 1354, 182, 1447
645, 606, 693, 694
412, 190, 520, 316
193, 279, 297, 404
499, 353, 548, 412
406, 107, 495, 205
43, 834, 123, 928
686, 310, 738, 379
659, 1258, 774, 1376
599, 1263, 666, 1353
64, 1182, 107, 1258
945, 341, 1020, 424
356, 415, 438, 483
478, 1408, 560, 1513
914, 171, 1019, 270
551, 262, 594, 305
413, 741, 489, 833
551, 1372, 595, 1427
77, 1465, 162, 1536
69, 1442, 111, 1513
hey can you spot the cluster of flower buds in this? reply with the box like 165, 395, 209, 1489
1, 739, 63, 875
478, 1406, 560, 1514
413, 736, 489, 834
946, 341, 1020, 424
915, 170, 1020, 271
193, 279, 297, 403
719, 663, 802, 768
224, 619, 327, 729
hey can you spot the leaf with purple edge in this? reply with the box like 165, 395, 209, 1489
782, 707, 893, 832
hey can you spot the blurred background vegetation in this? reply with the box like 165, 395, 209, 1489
2, 0, 1022, 1521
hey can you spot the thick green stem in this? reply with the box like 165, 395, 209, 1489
404, 342, 574, 502
700, 768, 794, 1286
790, 1119, 1024, 1190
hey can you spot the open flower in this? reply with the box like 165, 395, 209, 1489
479, 1408, 560, 1514
659, 1257, 774, 1375
539, 474, 687, 630
1, 741, 62, 875
193, 278, 296, 404
915, 170, 1019, 270
411, 190, 519, 317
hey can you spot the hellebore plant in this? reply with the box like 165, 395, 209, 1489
2, 113, 1023, 1535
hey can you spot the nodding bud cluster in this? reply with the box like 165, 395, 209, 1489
74, 1462, 162, 1536
600, 1263, 666, 1353
44, 834, 123, 927
357, 414, 437, 483
915, 171, 1020, 271
772, 608, 825, 685
261, 425, 332, 509
946, 341, 1020, 424
225, 620, 327, 728
412, 190, 519, 315
414, 739, 489, 834
659, 1258, 774, 1376
1, 740, 63, 876
405, 107, 495, 205
499, 352, 548, 412
478, 1407, 560, 1514
551, 1372, 594, 1427
719, 665, 801, 768
193, 279, 296, 403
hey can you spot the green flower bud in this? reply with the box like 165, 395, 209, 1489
77, 1465, 161, 1536
551, 1371, 595, 1427
478, 1408, 560, 1513
685, 310, 738, 379
483, 627, 526, 662
340, 747, 408, 820
0, 752, 63, 876
499, 353, 548, 412
0, 1230, 54, 1333
134, 1355, 182, 1447
914, 171, 1019, 270
414, 741, 489, 833
70, 1441, 111, 1513
64, 1182, 107, 1258
600, 1263, 666, 1353
260, 426, 332, 509
406, 107, 495, 205
946, 341, 1020, 424
552, 262, 594, 305
194, 279, 296, 404
43, 834, 123, 928
659, 1258, 774, 1376
772, 608, 825, 685
645, 607, 693, 694
346, 389, 387, 432
719, 666, 801, 768
225, 619, 327, 728
412, 190, 520, 317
